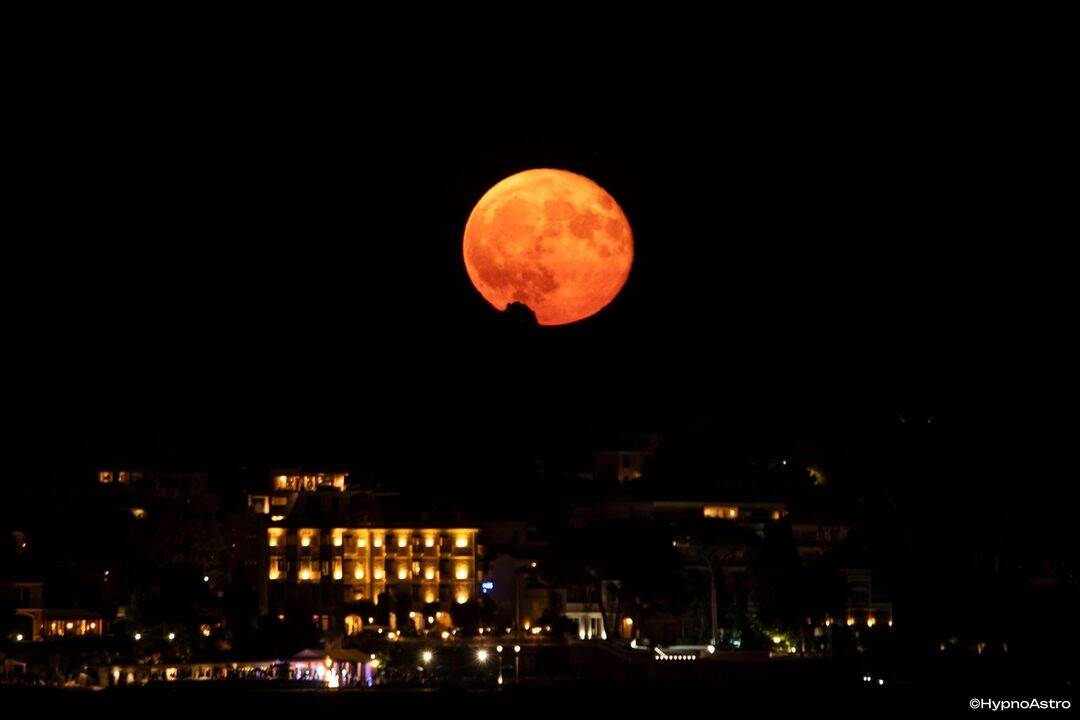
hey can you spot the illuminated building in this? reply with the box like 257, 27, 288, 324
249, 469, 348, 515
266, 527, 479, 632
2, 582, 106, 642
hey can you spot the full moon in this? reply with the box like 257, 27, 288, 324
463, 168, 633, 326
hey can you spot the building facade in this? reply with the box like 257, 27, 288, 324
266, 526, 479, 631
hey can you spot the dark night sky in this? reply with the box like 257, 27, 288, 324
2, 49, 1070, 502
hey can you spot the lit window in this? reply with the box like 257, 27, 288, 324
456, 590, 469, 604
301, 533, 311, 548
425, 567, 435, 580
373, 535, 383, 548
333, 533, 343, 547
268, 528, 284, 547
99, 471, 113, 484
354, 565, 364, 580
455, 535, 468, 548
398, 567, 409, 580
424, 535, 435, 548
357, 535, 367, 548
425, 591, 436, 603
398, 534, 409, 548
455, 564, 469, 580
373, 567, 384, 580
333, 559, 343, 580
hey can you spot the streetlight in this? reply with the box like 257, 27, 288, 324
134, 632, 142, 641
421, 650, 433, 664
15, 634, 23, 642
476, 649, 489, 663
167, 632, 176, 641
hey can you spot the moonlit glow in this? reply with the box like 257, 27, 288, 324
464, 169, 633, 325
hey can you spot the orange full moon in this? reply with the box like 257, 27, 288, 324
463, 168, 633, 326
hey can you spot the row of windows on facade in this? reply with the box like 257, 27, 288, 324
269, 572, 473, 606
703, 505, 785, 521
267, 529, 474, 551
273, 474, 347, 492
268, 557, 475, 583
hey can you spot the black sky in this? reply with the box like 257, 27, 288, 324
2, 48, 1070, 502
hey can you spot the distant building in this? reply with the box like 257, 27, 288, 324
592, 433, 661, 484
249, 469, 348, 518
2, 581, 106, 642
265, 526, 479, 634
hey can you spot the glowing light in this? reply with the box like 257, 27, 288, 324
270, 515, 285, 521
456, 591, 469, 604
301, 536, 311, 547
476, 649, 489, 663
398, 535, 408, 548
772, 636, 782, 644
888, 619, 894, 627
301, 569, 311, 581
463, 169, 634, 326
441, 631, 450, 640
373, 568, 383, 580
455, 535, 468, 548
846, 617, 855, 627
707, 644, 716, 654
357, 536, 366, 547
334, 534, 343, 547
373, 535, 383, 548
201, 626, 211, 637
15, 634, 23, 642
424, 535, 435, 547
66, 622, 74, 630
422, 650, 433, 663
425, 568, 435, 580
496, 645, 503, 653
866, 616, 877, 628
89, 622, 96, 629
355, 566, 364, 580
203, 575, 210, 583
398, 568, 409, 580
455, 564, 469, 580
168, 632, 176, 641
533, 626, 543, 635
427, 616, 435, 624
513, 645, 521, 653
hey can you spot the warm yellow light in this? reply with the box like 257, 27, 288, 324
427, 615, 435, 624
357, 536, 366, 548
772, 635, 782, 644
334, 569, 343, 580
425, 592, 435, 603
624, 617, 633, 626
301, 569, 311, 581
425, 568, 435, 580
424, 535, 435, 547
66, 622, 74, 630
441, 631, 450, 639
354, 566, 364, 580
201, 626, 211, 637
422, 650, 433, 663
369, 658, 380, 669
333, 534, 342, 547
531, 626, 542, 635
523, 620, 531, 630
866, 616, 876, 628
476, 649, 488, 663
269, 569, 280, 580
301, 536, 311, 548
398, 568, 408, 580
373, 569, 383, 580
398, 535, 408, 548
373, 535, 383, 548
846, 617, 855, 627
455, 564, 469, 580
456, 591, 469, 604
168, 632, 176, 641
888, 619, 894, 627
90, 622, 97, 629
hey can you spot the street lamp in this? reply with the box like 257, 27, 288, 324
476, 649, 489, 663
421, 650, 433, 664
